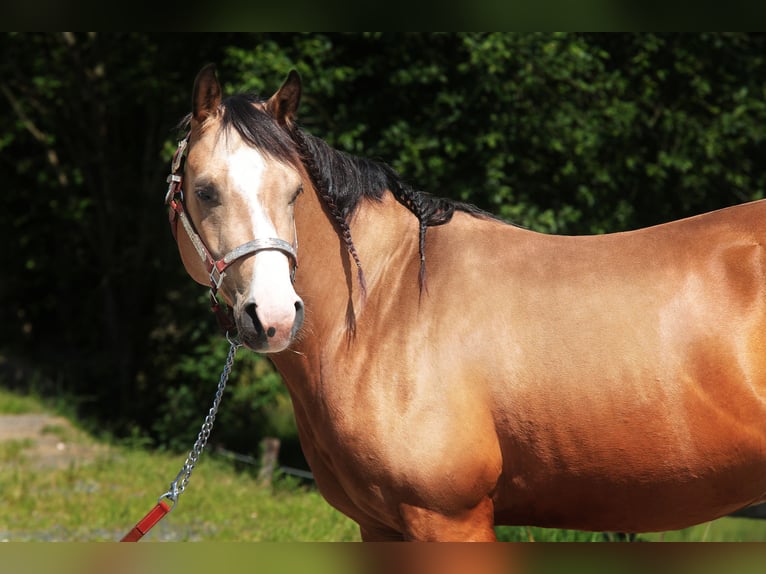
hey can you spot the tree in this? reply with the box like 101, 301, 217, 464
0, 33, 259, 440
3, 33, 766, 452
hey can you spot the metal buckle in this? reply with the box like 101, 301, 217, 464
164, 134, 189, 204
210, 265, 225, 290
171, 136, 189, 173
165, 174, 182, 204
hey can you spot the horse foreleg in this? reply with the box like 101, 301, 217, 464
399, 497, 497, 542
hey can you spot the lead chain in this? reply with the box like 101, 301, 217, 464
162, 334, 241, 505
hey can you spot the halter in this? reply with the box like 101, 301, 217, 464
164, 133, 298, 331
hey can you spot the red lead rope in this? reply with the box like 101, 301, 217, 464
120, 499, 173, 542
119, 335, 241, 542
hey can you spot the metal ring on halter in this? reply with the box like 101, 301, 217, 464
226, 331, 241, 347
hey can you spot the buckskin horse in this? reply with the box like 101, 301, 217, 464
165, 64, 766, 541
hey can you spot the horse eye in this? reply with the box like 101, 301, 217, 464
289, 185, 303, 205
195, 184, 218, 204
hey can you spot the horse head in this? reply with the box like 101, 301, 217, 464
174, 64, 305, 352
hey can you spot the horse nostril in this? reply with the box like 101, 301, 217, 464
241, 299, 304, 348
244, 303, 264, 337
294, 299, 305, 326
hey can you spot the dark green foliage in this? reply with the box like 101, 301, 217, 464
2, 33, 766, 455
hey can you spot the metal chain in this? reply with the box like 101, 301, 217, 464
161, 333, 241, 506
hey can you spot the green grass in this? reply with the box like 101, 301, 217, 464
495, 519, 766, 542
0, 441, 360, 542
0, 438, 35, 464
3, 386, 766, 542
0, 387, 46, 414
641, 518, 766, 542
0, 389, 359, 541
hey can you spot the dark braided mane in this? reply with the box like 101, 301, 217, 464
290, 129, 492, 293
215, 92, 493, 294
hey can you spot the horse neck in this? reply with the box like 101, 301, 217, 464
271, 183, 421, 377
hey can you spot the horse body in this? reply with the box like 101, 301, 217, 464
272, 184, 766, 539
173, 65, 766, 541
484, 205, 766, 533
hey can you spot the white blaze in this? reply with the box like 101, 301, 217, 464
227, 146, 299, 346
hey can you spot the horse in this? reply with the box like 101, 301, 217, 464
166, 63, 766, 541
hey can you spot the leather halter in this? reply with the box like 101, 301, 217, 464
164, 133, 298, 331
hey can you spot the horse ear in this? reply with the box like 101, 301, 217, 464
192, 63, 222, 123
266, 70, 302, 126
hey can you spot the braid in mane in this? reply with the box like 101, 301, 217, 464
291, 126, 493, 295
292, 129, 368, 300
386, 179, 458, 291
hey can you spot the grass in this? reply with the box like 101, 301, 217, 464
495, 520, 766, 542
0, 440, 361, 542
0, 438, 35, 464
641, 518, 766, 542
3, 387, 766, 542
0, 388, 360, 542
0, 387, 46, 414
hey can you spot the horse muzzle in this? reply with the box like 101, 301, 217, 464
236, 297, 304, 353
